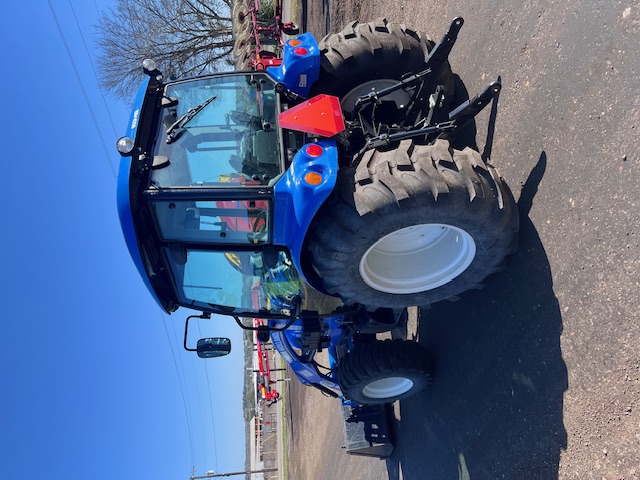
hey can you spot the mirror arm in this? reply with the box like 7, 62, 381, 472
233, 315, 296, 332
184, 312, 211, 352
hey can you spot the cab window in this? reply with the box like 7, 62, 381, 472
151, 73, 282, 188
152, 199, 269, 245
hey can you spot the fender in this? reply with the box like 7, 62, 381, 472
267, 33, 320, 98
271, 139, 338, 286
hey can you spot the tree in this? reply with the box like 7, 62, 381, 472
97, 0, 234, 100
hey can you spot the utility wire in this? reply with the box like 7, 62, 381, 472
170, 313, 203, 467
196, 322, 220, 471
68, 0, 120, 139
160, 311, 196, 467
49, 2, 229, 472
47, 0, 117, 179
48, 0, 197, 468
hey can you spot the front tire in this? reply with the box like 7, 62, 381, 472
337, 339, 433, 405
307, 139, 519, 309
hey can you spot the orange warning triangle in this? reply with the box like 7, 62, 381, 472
278, 94, 346, 137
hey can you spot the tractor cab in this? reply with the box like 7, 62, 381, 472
117, 69, 309, 319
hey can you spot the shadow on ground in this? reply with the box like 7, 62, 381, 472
385, 150, 568, 479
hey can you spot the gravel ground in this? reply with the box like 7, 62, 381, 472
284, 1, 640, 479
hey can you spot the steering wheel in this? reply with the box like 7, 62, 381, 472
252, 210, 268, 233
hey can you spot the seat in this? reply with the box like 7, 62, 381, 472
253, 130, 279, 166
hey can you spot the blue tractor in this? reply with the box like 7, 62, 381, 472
116, 17, 518, 456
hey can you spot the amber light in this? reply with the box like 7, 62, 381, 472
288, 39, 302, 46
293, 47, 308, 56
304, 172, 323, 185
305, 144, 323, 157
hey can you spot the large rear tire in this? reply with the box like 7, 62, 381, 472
306, 139, 519, 309
310, 18, 455, 123
337, 339, 433, 405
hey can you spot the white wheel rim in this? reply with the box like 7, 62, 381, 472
359, 224, 476, 294
362, 376, 415, 399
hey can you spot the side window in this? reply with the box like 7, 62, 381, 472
152, 200, 269, 245
166, 248, 304, 315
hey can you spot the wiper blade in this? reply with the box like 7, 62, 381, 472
166, 95, 217, 144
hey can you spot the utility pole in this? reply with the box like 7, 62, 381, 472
190, 468, 278, 479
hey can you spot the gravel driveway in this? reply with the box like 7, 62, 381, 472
284, 1, 640, 478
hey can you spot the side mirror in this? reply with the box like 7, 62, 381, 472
162, 96, 179, 108
196, 338, 231, 358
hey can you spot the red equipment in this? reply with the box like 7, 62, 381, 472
254, 318, 280, 405
232, 0, 299, 69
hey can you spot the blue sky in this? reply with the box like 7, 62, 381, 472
1, 2, 246, 479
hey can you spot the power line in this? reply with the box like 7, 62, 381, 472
68, 0, 120, 139
202, 360, 220, 470
196, 322, 220, 471
48, 3, 228, 473
47, 0, 117, 179
160, 311, 196, 467
169, 313, 203, 467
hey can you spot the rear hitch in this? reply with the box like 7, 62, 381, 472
426, 17, 464, 69
353, 17, 465, 112
448, 80, 502, 126
343, 17, 502, 153
361, 79, 502, 150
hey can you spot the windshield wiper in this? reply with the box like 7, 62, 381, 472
166, 95, 217, 144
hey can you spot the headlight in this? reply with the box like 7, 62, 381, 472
116, 136, 135, 155
142, 58, 157, 71
142, 58, 162, 79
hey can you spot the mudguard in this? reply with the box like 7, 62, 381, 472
272, 139, 338, 286
267, 33, 320, 98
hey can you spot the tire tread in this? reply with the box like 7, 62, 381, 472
307, 139, 519, 310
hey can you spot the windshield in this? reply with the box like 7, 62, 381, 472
166, 247, 302, 316
152, 73, 282, 188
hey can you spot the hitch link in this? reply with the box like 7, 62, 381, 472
448, 80, 502, 126
425, 17, 464, 69
353, 17, 466, 111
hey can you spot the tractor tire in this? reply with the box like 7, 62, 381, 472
232, 1, 250, 36
309, 18, 455, 120
233, 0, 248, 22
306, 139, 519, 310
235, 43, 254, 67
337, 339, 433, 405
234, 30, 250, 53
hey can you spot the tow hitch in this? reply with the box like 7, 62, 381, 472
348, 17, 502, 153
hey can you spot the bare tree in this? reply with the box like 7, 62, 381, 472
97, 0, 234, 100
